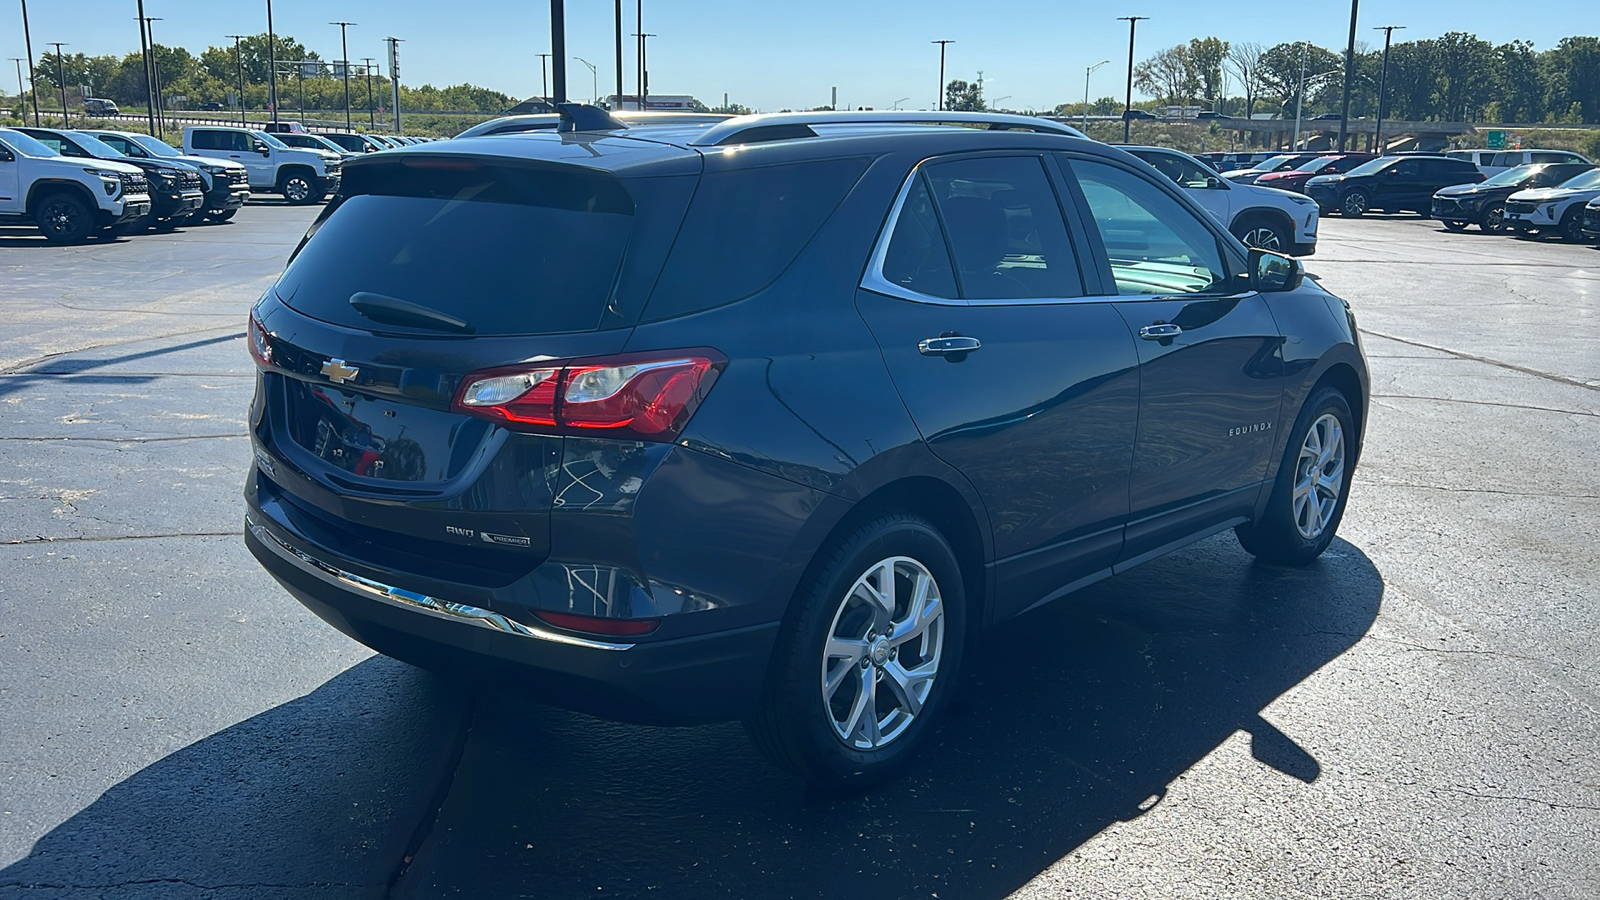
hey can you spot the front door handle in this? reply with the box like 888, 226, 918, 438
918, 335, 982, 356
1139, 323, 1183, 341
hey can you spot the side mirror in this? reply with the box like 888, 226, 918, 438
254, 141, 271, 156
1250, 248, 1304, 293
1205, 175, 1225, 189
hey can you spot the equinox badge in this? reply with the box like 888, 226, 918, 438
321, 358, 360, 384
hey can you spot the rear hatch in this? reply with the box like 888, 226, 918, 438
251, 140, 701, 586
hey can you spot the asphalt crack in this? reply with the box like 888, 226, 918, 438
1358, 329, 1599, 393
0, 433, 246, 443
383, 701, 477, 898
3, 532, 242, 545
1357, 481, 1600, 501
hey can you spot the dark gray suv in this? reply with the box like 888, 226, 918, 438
245, 107, 1368, 787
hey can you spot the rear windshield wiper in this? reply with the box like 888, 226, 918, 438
349, 292, 476, 335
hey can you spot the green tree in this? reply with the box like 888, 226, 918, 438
1187, 37, 1230, 108
1494, 41, 1545, 122
1544, 36, 1600, 123
1257, 42, 1342, 117
1226, 41, 1266, 118
1134, 44, 1198, 107
1433, 32, 1497, 121
944, 79, 984, 111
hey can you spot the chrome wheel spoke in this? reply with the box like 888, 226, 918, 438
882, 658, 935, 716
1292, 413, 1346, 540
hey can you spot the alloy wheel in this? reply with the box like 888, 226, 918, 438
1342, 192, 1367, 217
42, 200, 77, 237
1484, 204, 1505, 232
821, 556, 945, 750
1241, 226, 1283, 252
1292, 413, 1346, 540
284, 177, 312, 203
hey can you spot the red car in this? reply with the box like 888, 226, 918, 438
1257, 153, 1377, 194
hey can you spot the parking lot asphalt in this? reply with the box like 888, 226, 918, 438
1, 208, 1597, 899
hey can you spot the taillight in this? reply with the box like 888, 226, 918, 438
247, 310, 273, 368
452, 349, 725, 442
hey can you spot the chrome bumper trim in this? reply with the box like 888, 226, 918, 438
248, 518, 635, 652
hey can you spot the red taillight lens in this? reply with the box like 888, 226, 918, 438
533, 610, 661, 637
247, 311, 273, 368
452, 350, 725, 442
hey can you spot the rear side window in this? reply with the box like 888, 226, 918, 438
275, 162, 635, 336
190, 130, 223, 150
921, 156, 1084, 300
643, 157, 868, 321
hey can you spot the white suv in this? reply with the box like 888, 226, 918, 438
0, 127, 152, 243
1119, 145, 1321, 256
183, 125, 341, 205
1503, 167, 1600, 242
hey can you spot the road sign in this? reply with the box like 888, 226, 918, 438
1486, 130, 1506, 150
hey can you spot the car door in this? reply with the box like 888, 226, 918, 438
0, 139, 20, 212
855, 153, 1141, 620
1374, 157, 1427, 209
1060, 154, 1286, 567
231, 132, 275, 186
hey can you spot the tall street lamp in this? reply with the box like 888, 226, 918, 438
19, 0, 40, 125
549, 0, 567, 104
361, 56, 376, 128
1373, 25, 1404, 153
9, 58, 24, 118
931, 40, 953, 111
613, 0, 622, 107
133, 2, 154, 135
575, 56, 598, 105
1084, 59, 1109, 133
226, 35, 247, 125
636, 33, 654, 106
331, 21, 356, 131
142, 18, 164, 137
1337, 0, 1359, 151
537, 53, 551, 103
267, 0, 279, 125
385, 36, 402, 133
47, 41, 66, 126
1118, 16, 1148, 143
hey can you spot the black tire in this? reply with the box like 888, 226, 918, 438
1235, 386, 1355, 566
279, 170, 319, 205
744, 513, 967, 789
1481, 203, 1507, 233
34, 192, 95, 244
1559, 208, 1585, 243
1232, 216, 1290, 253
1341, 190, 1368, 218
1441, 220, 1467, 231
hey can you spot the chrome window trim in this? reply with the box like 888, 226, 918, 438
248, 517, 636, 652
861, 157, 1249, 308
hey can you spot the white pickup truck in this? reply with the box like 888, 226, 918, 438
183, 125, 341, 205
0, 127, 152, 243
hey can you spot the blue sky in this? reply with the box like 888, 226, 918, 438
6, 1, 1593, 112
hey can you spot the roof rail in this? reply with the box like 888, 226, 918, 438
688, 110, 1087, 147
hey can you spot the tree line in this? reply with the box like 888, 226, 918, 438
15, 33, 514, 115
1056, 32, 1600, 125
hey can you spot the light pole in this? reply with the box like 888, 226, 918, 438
891, 96, 908, 110
9, 58, 24, 119
1118, 16, 1148, 143
613, 0, 622, 107
1373, 25, 1404, 154
550, 0, 567, 105
1085, 59, 1109, 132
1293, 42, 1307, 150
361, 57, 375, 128
931, 40, 953, 111
142, 18, 164, 137
133, 3, 154, 135
226, 35, 247, 125
537, 53, 551, 104
332, 22, 356, 131
47, 41, 66, 126
635, 0, 642, 105
575, 56, 597, 104
636, 33, 654, 106
1337, 0, 1358, 151
267, 0, 279, 125
19, 0, 40, 125
385, 37, 402, 133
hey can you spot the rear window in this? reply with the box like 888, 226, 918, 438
275, 162, 635, 336
643, 156, 869, 321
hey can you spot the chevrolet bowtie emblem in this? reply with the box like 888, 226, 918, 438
321, 358, 360, 384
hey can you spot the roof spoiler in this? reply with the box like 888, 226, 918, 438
556, 103, 630, 133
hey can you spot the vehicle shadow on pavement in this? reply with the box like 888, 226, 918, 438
389, 534, 1382, 898
0, 535, 1380, 899
0, 656, 469, 899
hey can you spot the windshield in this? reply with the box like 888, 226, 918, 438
1344, 158, 1395, 177
59, 131, 132, 159
256, 131, 289, 150
1250, 155, 1296, 172
1481, 164, 1540, 187
128, 134, 183, 157
1556, 168, 1600, 190
1297, 156, 1340, 173
0, 128, 61, 157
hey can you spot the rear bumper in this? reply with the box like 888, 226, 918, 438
245, 503, 780, 726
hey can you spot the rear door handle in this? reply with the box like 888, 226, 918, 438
918, 336, 982, 356
1139, 323, 1183, 340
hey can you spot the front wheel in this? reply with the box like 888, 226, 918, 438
1481, 203, 1506, 233
1236, 386, 1355, 566
1341, 190, 1369, 218
35, 193, 95, 244
745, 514, 966, 789
1233, 217, 1290, 253
1559, 209, 1586, 243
